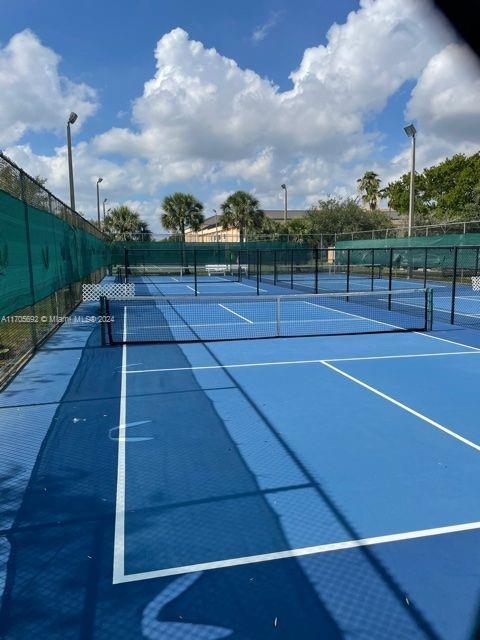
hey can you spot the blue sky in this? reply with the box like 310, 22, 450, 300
1, 0, 479, 232
1, 0, 358, 147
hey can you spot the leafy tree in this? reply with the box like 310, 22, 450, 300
219, 191, 264, 242
357, 171, 382, 210
383, 151, 480, 224
136, 221, 152, 242
305, 197, 391, 245
382, 173, 431, 223
285, 218, 311, 243
160, 193, 204, 242
103, 205, 151, 241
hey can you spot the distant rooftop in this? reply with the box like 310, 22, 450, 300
198, 209, 306, 230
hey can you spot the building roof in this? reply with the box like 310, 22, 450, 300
197, 209, 306, 230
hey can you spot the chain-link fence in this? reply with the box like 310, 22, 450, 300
0, 153, 110, 389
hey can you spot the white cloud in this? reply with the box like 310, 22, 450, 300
252, 11, 284, 43
94, 0, 458, 174
2, 0, 479, 233
0, 30, 98, 146
406, 43, 480, 160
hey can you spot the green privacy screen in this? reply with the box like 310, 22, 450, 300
335, 234, 480, 269
110, 240, 307, 268
336, 233, 480, 250
0, 188, 108, 318
0, 152, 110, 389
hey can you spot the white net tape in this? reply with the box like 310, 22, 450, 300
83, 283, 135, 301
472, 276, 480, 292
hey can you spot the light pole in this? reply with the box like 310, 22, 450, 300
404, 124, 417, 237
96, 177, 103, 225
66, 112, 78, 211
281, 183, 288, 223
103, 198, 108, 222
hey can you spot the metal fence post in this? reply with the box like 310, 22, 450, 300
388, 248, 393, 310
256, 250, 260, 296
19, 171, 37, 348
123, 248, 128, 283
100, 295, 106, 346
314, 247, 319, 294
290, 249, 294, 289
450, 246, 458, 324
194, 249, 198, 296
423, 248, 428, 288
346, 249, 351, 294
276, 296, 281, 336
273, 249, 277, 285
370, 249, 375, 291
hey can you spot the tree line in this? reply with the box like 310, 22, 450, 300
355, 151, 480, 223
74, 149, 480, 243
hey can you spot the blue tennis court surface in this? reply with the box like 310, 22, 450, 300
2, 292, 480, 638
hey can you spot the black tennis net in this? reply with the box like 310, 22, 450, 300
101, 288, 432, 345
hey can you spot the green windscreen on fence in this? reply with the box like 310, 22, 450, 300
0, 188, 108, 318
110, 240, 307, 270
335, 234, 480, 270
0, 152, 110, 389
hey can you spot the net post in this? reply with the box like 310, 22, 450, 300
273, 249, 277, 285
123, 248, 128, 283
423, 248, 428, 288
276, 296, 281, 336
314, 246, 319, 294
426, 288, 434, 331
450, 246, 458, 324
290, 248, 294, 289
100, 295, 106, 345
388, 248, 393, 311
256, 249, 260, 295
194, 249, 198, 296
476, 246, 479, 276
246, 249, 250, 279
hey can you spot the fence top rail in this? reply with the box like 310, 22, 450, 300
0, 151, 104, 240
332, 244, 480, 251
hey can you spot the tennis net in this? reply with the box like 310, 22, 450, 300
101, 288, 432, 345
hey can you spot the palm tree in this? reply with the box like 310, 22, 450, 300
160, 193, 204, 243
134, 221, 152, 242
219, 191, 264, 242
103, 205, 148, 241
357, 171, 382, 211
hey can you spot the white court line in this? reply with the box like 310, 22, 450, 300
236, 282, 268, 292
436, 295, 480, 301
218, 304, 253, 324
303, 300, 401, 330
384, 297, 480, 320
322, 360, 480, 452
113, 306, 128, 583
415, 331, 480, 351
186, 285, 196, 293
124, 350, 480, 374
113, 519, 480, 582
